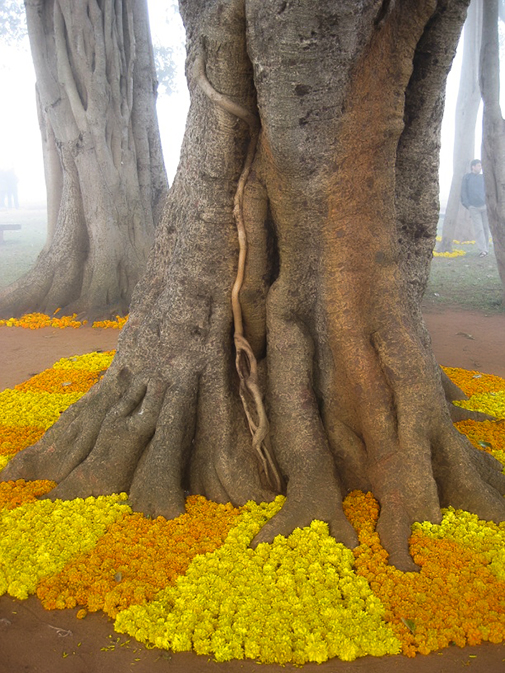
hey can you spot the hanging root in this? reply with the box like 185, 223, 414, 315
193, 51, 283, 492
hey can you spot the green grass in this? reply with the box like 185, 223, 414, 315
0, 207, 47, 290
424, 241, 503, 314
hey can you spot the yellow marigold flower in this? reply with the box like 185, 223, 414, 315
0, 313, 86, 329
0, 455, 13, 471
432, 249, 466, 258
348, 491, 505, 657
0, 494, 130, 600
52, 352, 115, 371
92, 316, 129, 329
454, 391, 505, 420
0, 390, 84, 429
37, 495, 242, 618
114, 497, 400, 664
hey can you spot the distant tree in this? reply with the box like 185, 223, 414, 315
480, 0, 505, 304
0, 0, 168, 320
438, 0, 482, 253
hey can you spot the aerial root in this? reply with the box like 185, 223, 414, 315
194, 50, 282, 493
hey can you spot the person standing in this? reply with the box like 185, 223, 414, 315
461, 159, 491, 257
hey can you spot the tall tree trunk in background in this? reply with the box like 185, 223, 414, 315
4, 0, 505, 573
480, 0, 505, 304
439, 0, 482, 252
0, 0, 168, 320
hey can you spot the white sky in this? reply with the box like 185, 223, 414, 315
0, 5, 496, 211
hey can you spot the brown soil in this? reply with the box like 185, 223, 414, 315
0, 308, 504, 673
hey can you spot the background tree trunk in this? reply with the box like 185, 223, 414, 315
3, 0, 505, 572
439, 0, 482, 252
480, 0, 505, 304
0, 0, 168, 320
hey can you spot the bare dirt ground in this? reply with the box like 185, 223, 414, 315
0, 308, 505, 673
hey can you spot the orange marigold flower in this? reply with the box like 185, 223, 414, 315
14, 369, 102, 394
442, 366, 505, 397
0, 479, 56, 510
37, 495, 242, 618
0, 425, 46, 457
345, 490, 505, 657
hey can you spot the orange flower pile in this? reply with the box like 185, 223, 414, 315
455, 419, 505, 457
0, 353, 114, 470
37, 496, 242, 618
14, 368, 103, 394
442, 367, 505, 397
0, 479, 56, 511
2, 359, 505, 663
344, 491, 505, 657
0, 312, 87, 329
0, 312, 129, 329
0, 425, 46, 457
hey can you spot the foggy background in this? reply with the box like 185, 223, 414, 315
0, 2, 499, 216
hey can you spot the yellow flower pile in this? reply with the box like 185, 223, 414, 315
455, 391, 505, 420
52, 352, 115, 371
92, 316, 129, 329
0, 357, 504, 664
37, 496, 242, 618
0, 493, 131, 600
0, 351, 115, 470
0, 389, 83, 430
432, 249, 466, 258
115, 497, 400, 664
0, 312, 128, 329
0, 312, 87, 329
434, 237, 475, 245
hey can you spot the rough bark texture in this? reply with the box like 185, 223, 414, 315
480, 0, 505, 304
0, 0, 168, 320
439, 0, 482, 253
3, 0, 505, 572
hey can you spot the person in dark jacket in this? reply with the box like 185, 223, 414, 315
461, 159, 491, 257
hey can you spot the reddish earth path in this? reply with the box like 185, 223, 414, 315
0, 308, 504, 673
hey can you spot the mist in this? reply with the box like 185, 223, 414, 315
0, 4, 498, 220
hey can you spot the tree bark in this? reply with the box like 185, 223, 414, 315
0, 0, 168, 320
480, 0, 505, 304
3, 0, 505, 572
439, 0, 482, 253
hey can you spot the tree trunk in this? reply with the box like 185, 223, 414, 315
0, 0, 168, 320
480, 0, 505, 304
439, 0, 482, 252
3, 0, 505, 572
